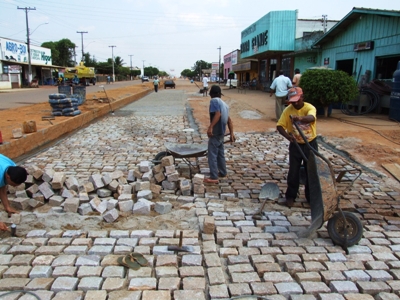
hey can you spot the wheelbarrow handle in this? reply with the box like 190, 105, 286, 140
289, 133, 308, 162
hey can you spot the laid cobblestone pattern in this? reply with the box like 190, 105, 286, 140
0, 90, 398, 299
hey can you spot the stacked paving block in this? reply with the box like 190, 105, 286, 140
49, 93, 82, 116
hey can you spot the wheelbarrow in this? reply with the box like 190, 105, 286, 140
153, 134, 234, 178
291, 118, 363, 253
153, 142, 208, 178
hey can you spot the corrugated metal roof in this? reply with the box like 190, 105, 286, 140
313, 7, 400, 46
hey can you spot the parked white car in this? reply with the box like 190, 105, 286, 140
226, 79, 238, 88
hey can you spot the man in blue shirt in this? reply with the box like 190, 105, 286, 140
270, 70, 292, 120
0, 154, 28, 230
204, 85, 235, 184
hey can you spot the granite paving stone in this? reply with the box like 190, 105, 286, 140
2, 91, 400, 299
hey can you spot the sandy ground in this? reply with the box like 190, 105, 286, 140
0, 79, 399, 235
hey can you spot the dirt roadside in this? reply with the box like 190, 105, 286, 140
1, 79, 400, 187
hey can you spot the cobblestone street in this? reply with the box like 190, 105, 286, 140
0, 88, 399, 300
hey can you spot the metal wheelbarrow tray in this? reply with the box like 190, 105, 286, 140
153, 143, 208, 178
293, 121, 363, 253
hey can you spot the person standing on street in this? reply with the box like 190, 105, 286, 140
276, 87, 318, 207
202, 75, 209, 96
292, 68, 302, 86
0, 154, 28, 230
153, 77, 160, 93
270, 70, 292, 120
204, 85, 235, 184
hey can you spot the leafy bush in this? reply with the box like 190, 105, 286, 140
299, 69, 359, 116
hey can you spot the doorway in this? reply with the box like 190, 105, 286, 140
336, 59, 354, 76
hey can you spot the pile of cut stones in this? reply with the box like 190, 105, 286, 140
8, 156, 206, 223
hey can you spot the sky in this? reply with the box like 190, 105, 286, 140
1, 0, 399, 77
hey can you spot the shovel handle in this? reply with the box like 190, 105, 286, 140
179, 231, 183, 248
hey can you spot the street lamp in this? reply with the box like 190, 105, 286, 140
129, 55, 134, 80
30, 22, 49, 35
109, 45, 116, 83
217, 46, 221, 83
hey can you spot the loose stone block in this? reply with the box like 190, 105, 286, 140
152, 200, 172, 213
65, 177, 79, 192
133, 198, 154, 215
11, 197, 30, 210
89, 174, 105, 189
48, 195, 64, 207
137, 190, 152, 200
52, 172, 66, 190
63, 198, 79, 213
42, 169, 55, 182
38, 182, 55, 199
118, 200, 134, 212
78, 203, 93, 215
103, 209, 119, 223
161, 156, 174, 167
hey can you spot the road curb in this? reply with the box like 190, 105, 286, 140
0, 89, 153, 160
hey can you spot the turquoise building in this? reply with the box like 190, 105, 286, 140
313, 8, 400, 82
236, 10, 337, 89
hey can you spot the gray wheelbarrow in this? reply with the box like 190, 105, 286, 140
291, 118, 363, 253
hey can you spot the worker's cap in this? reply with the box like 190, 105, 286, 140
287, 87, 303, 102
209, 85, 224, 96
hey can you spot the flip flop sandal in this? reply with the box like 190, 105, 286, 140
117, 256, 140, 270
128, 252, 148, 266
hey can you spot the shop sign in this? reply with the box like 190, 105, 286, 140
231, 51, 238, 65
353, 41, 374, 52
9, 65, 21, 74
1, 38, 52, 65
212, 63, 219, 70
241, 30, 268, 54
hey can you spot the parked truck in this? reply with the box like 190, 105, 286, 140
64, 62, 96, 86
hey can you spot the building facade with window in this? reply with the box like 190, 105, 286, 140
313, 8, 400, 82
0, 37, 56, 89
235, 10, 337, 90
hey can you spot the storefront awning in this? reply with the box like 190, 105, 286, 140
0, 59, 63, 69
232, 61, 258, 72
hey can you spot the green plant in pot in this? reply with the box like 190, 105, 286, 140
299, 69, 359, 117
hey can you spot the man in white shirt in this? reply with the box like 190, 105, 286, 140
270, 70, 292, 120
202, 75, 209, 96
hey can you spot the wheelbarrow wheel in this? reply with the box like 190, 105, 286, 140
327, 212, 363, 247
154, 151, 174, 165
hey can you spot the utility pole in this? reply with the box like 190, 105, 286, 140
129, 54, 134, 80
18, 6, 36, 85
109, 45, 116, 83
142, 60, 145, 77
77, 31, 88, 63
322, 15, 328, 33
217, 46, 221, 83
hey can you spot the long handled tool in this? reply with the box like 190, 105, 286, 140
167, 230, 194, 252
252, 182, 280, 220
100, 85, 114, 115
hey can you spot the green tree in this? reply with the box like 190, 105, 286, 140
299, 69, 359, 117
192, 60, 211, 77
83, 52, 97, 67
96, 61, 112, 75
181, 69, 193, 77
41, 39, 75, 67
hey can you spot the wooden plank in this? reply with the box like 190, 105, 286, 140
382, 163, 400, 182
